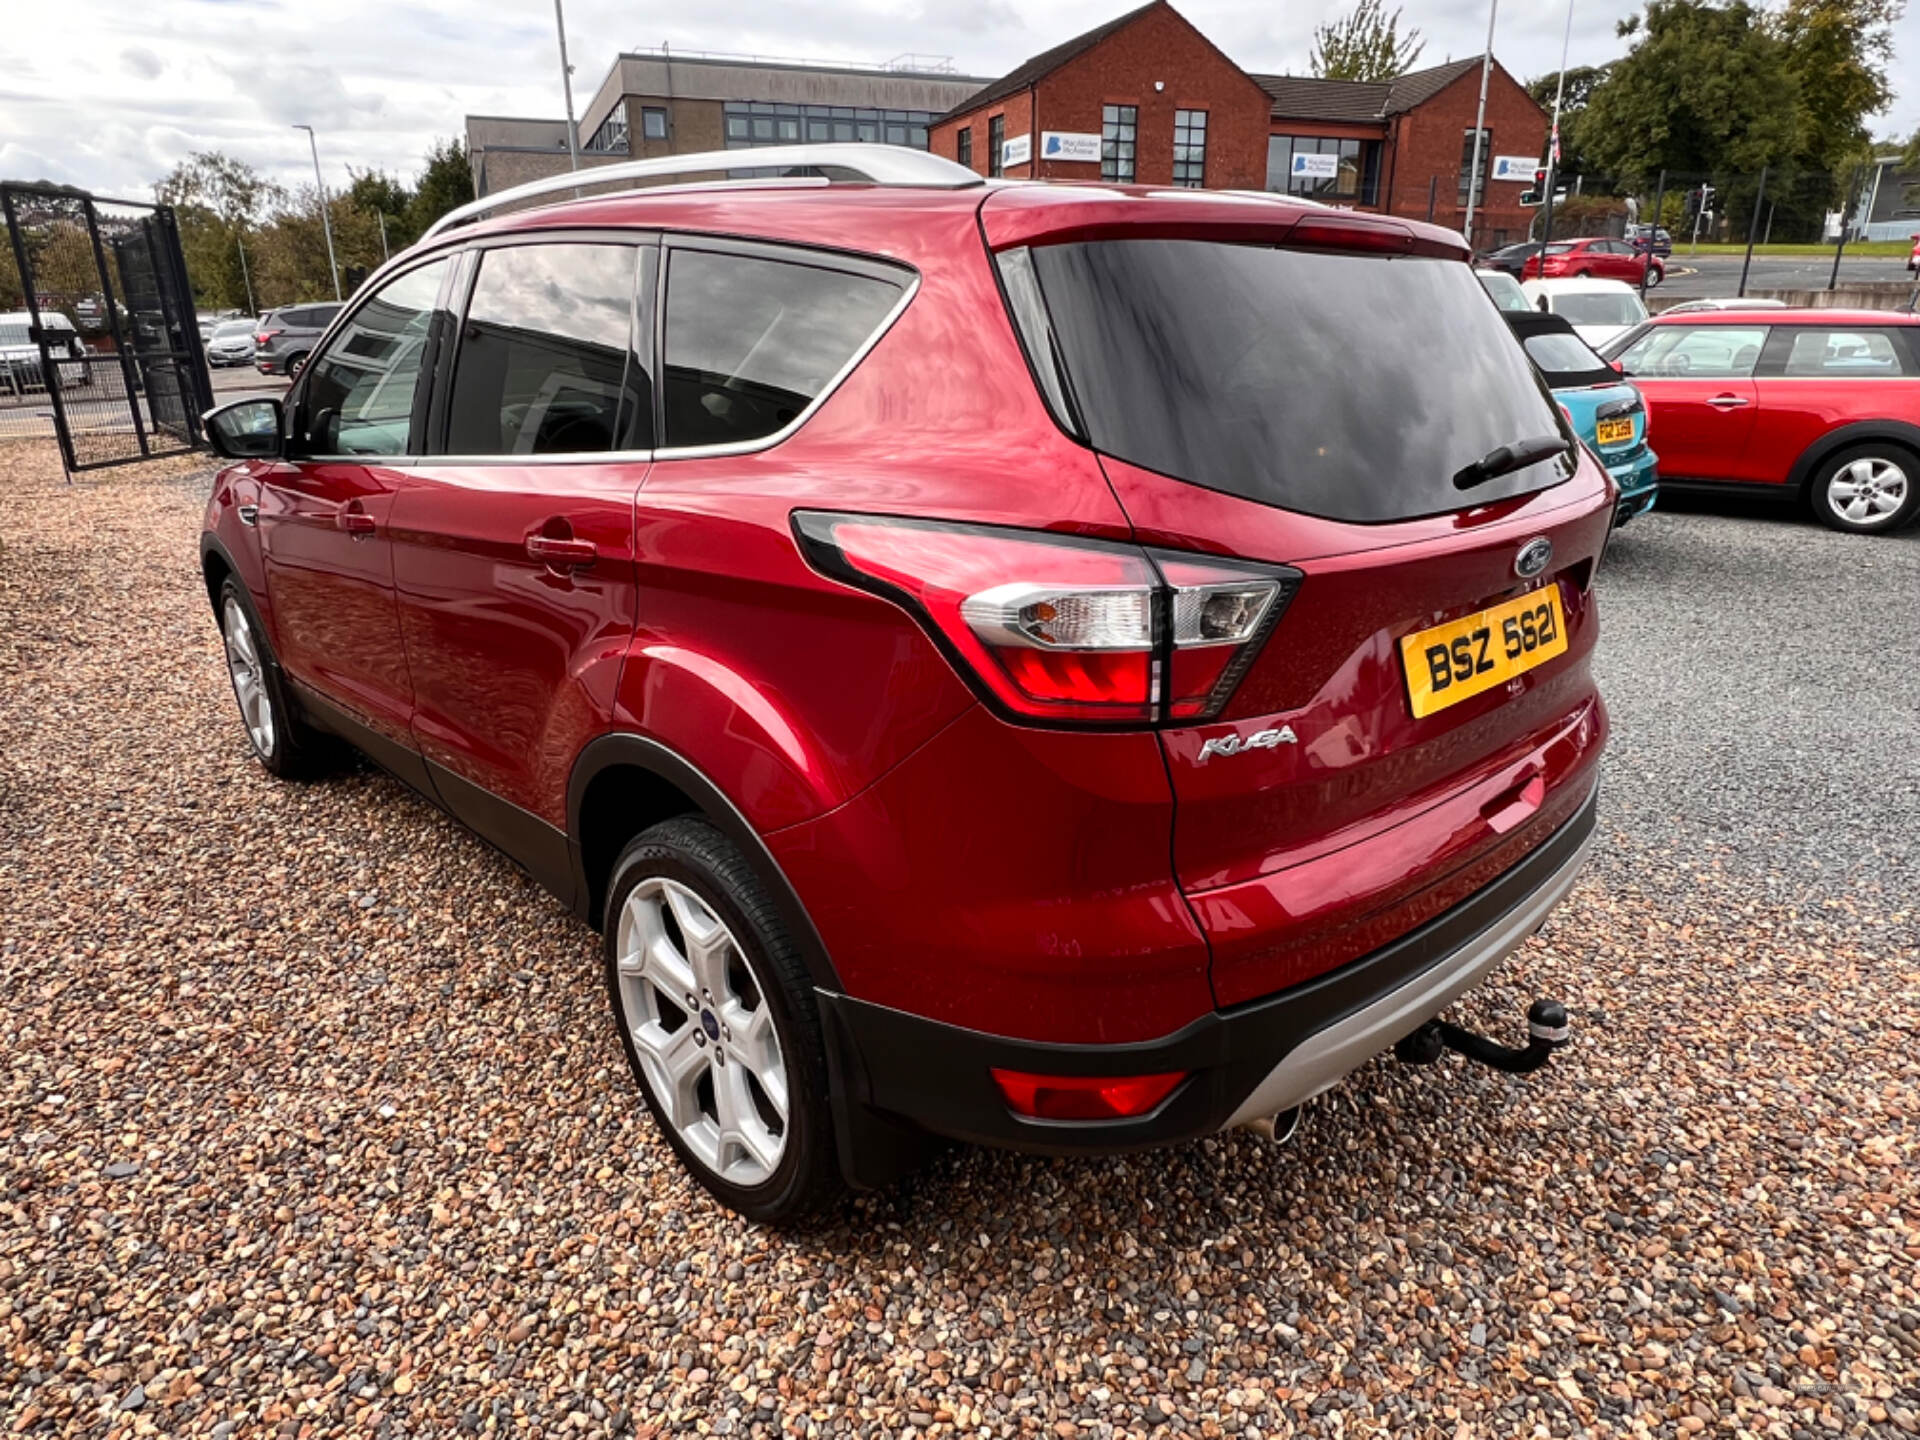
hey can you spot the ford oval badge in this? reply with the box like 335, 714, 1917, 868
1514, 537, 1553, 579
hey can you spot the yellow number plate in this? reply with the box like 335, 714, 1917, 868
1595, 416, 1634, 447
1401, 587, 1568, 718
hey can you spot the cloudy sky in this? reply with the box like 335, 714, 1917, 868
4, 0, 1916, 198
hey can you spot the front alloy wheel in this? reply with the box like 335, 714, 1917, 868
223, 593, 275, 759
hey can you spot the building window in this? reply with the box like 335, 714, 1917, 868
585, 110, 630, 154
957, 127, 972, 170
641, 107, 667, 141
1172, 110, 1207, 188
1101, 105, 1137, 184
720, 103, 938, 152
1459, 128, 1491, 207
988, 115, 1004, 177
1267, 135, 1381, 205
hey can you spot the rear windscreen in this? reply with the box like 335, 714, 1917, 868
1027, 240, 1571, 524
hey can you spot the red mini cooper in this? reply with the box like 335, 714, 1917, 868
1604, 307, 1920, 533
198, 146, 1612, 1220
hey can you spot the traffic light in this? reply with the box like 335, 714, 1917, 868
1519, 167, 1548, 207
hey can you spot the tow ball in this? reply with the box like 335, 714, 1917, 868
1394, 999, 1570, 1075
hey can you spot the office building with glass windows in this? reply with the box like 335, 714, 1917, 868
928, 1, 1549, 249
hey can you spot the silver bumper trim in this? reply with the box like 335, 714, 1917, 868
1222, 824, 1595, 1128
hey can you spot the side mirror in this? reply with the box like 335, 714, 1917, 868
204, 397, 284, 460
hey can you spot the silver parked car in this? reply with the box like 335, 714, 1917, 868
206, 318, 259, 367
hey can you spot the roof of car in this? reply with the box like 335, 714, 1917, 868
1649, 306, 1917, 325
444, 178, 1471, 263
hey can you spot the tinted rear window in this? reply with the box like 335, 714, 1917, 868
1027, 240, 1571, 524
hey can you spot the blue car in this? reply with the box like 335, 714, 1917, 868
1506, 311, 1658, 525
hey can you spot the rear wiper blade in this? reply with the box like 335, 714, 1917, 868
1452, 433, 1571, 491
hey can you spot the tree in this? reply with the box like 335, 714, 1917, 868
155, 152, 284, 311
346, 168, 417, 253
1770, 0, 1900, 225
1310, 0, 1425, 83
1579, 0, 1802, 229
408, 138, 474, 237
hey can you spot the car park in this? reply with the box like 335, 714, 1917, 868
1522, 277, 1650, 349
205, 318, 258, 367
1523, 236, 1663, 288
199, 146, 1612, 1221
1603, 307, 1920, 534
252, 302, 343, 376
1506, 311, 1657, 525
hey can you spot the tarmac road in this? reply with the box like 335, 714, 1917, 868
1654, 250, 1917, 302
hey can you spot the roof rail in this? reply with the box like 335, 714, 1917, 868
423, 143, 984, 240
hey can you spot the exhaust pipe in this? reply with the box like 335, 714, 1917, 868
1238, 1105, 1301, 1144
1395, 999, 1570, 1075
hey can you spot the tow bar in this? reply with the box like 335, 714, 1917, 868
1394, 998, 1570, 1075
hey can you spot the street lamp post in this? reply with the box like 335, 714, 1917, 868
1538, 0, 1575, 255
1462, 0, 1499, 248
554, 0, 581, 173
293, 124, 343, 302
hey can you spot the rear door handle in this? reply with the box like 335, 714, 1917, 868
526, 534, 598, 568
1707, 394, 1751, 409
337, 508, 376, 536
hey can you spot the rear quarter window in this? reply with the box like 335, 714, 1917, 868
660, 246, 905, 451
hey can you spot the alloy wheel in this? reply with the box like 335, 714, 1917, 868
1827, 456, 1909, 528
222, 595, 275, 757
615, 876, 789, 1186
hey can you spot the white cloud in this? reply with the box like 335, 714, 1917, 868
0, 0, 1913, 202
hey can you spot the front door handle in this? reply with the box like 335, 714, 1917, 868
1707, 394, 1751, 409
337, 506, 376, 536
526, 534, 598, 569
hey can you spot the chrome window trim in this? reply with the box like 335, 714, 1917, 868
650, 235, 920, 462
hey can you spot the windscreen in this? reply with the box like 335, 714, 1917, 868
1553, 292, 1645, 329
1521, 331, 1617, 389
1027, 240, 1572, 524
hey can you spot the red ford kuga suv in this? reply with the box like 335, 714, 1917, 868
198, 146, 1612, 1222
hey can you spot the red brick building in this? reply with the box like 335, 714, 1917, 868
930, 1, 1549, 249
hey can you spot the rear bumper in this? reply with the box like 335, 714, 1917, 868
821, 782, 1596, 1155
1607, 450, 1659, 523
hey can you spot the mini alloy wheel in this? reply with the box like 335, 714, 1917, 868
614, 876, 790, 1185
1815, 447, 1916, 534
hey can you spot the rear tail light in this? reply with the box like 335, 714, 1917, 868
795, 512, 1298, 728
255, 329, 280, 345
991, 1068, 1187, 1121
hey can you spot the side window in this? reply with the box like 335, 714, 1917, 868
296, 258, 450, 457
1781, 328, 1908, 377
661, 248, 905, 450
1617, 325, 1768, 380
444, 242, 649, 456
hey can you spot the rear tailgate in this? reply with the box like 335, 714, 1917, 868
997, 200, 1613, 1007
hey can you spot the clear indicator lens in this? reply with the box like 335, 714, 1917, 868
1172, 582, 1278, 647
961, 583, 1155, 651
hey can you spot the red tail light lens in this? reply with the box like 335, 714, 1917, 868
794, 513, 1299, 728
254, 329, 280, 345
991, 1068, 1187, 1120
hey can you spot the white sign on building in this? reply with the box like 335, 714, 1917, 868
1491, 155, 1539, 181
1041, 131, 1103, 163
1001, 132, 1032, 168
1290, 151, 1340, 180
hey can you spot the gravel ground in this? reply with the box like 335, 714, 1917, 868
3, 445, 1917, 1439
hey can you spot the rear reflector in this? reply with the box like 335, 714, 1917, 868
991, 1068, 1187, 1121
794, 512, 1299, 728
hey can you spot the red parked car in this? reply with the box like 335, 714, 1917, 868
1603, 308, 1920, 533
1524, 236, 1664, 287
198, 147, 1612, 1220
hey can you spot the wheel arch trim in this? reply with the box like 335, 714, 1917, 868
1786, 420, 1920, 497
566, 731, 843, 993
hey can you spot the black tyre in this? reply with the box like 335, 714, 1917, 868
1810, 443, 1919, 535
217, 577, 333, 778
286, 352, 310, 378
603, 817, 842, 1223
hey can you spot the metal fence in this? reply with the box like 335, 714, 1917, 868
1, 183, 213, 472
